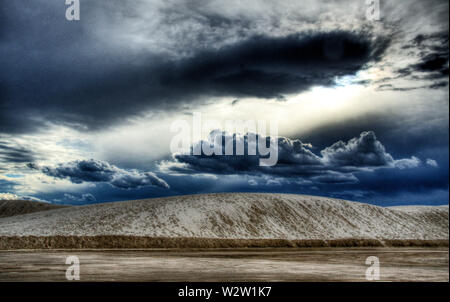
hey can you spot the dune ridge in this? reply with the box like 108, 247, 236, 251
0, 200, 68, 218
0, 193, 447, 243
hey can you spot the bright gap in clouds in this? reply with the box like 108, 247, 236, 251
196, 83, 373, 138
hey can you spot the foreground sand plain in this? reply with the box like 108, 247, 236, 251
0, 247, 448, 282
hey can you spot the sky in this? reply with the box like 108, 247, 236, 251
0, 0, 448, 206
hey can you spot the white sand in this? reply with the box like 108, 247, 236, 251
0, 193, 448, 239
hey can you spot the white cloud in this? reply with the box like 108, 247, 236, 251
248, 179, 258, 186
0, 192, 49, 203
394, 156, 421, 169
426, 158, 438, 167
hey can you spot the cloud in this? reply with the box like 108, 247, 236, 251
64, 193, 97, 203
0, 0, 447, 206
320, 131, 421, 170
320, 131, 394, 168
426, 158, 438, 167
381, 31, 450, 91
0, 140, 35, 166
311, 172, 359, 184
414, 52, 449, 75
376, 82, 448, 91
165, 131, 322, 177
0, 192, 49, 203
248, 179, 258, 186
161, 131, 421, 185
265, 178, 282, 186
159, 31, 386, 99
0, 193, 19, 200
394, 156, 421, 169
410, 32, 449, 76
4, 0, 448, 136
1, 29, 388, 134
28, 159, 169, 189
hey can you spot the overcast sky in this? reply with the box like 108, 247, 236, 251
0, 0, 448, 205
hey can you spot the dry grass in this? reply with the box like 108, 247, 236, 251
382, 239, 450, 247
0, 236, 448, 250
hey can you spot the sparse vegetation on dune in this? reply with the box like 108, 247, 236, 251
0, 236, 448, 249
0, 200, 68, 218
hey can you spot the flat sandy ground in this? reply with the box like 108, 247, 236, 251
0, 248, 448, 282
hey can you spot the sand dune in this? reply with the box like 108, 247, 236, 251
0, 193, 447, 240
0, 200, 68, 218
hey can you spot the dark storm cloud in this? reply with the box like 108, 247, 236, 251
320, 131, 394, 168
411, 32, 449, 77
295, 109, 449, 159
28, 159, 169, 189
0, 141, 35, 167
167, 131, 322, 177
163, 131, 420, 184
1, 26, 389, 133
376, 81, 449, 91
311, 172, 359, 185
158, 32, 387, 99
380, 31, 449, 91
415, 53, 449, 74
